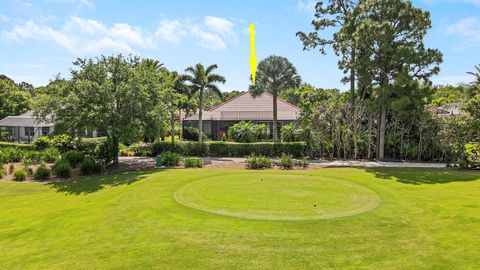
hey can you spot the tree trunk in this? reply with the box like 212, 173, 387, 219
272, 93, 278, 142
198, 88, 203, 143
178, 108, 183, 141
112, 135, 119, 165
377, 104, 386, 160
170, 111, 175, 145
349, 49, 356, 111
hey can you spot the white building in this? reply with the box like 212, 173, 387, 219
0, 111, 54, 142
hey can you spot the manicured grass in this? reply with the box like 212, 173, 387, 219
0, 168, 479, 269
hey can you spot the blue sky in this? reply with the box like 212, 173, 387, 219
0, 0, 479, 92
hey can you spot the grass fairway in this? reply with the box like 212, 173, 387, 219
0, 168, 479, 269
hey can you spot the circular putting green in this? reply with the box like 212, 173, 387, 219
174, 173, 380, 221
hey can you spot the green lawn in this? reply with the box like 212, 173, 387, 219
0, 168, 479, 269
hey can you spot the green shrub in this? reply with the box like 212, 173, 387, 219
52, 160, 71, 178
32, 136, 52, 150
62, 150, 85, 168
183, 142, 208, 157
95, 137, 118, 163
246, 154, 272, 169
51, 134, 77, 152
281, 123, 304, 142
33, 165, 51, 180
183, 126, 207, 141
298, 158, 309, 168
13, 169, 28, 181
184, 158, 203, 168
0, 142, 33, 150
41, 148, 61, 163
151, 142, 182, 156
228, 121, 268, 143
23, 151, 43, 165
458, 159, 469, 169
79, 157, 102, 175
279, 154, 293, 170
0, 165, 6, 178
0, 150, 7, 163
3, 148, 24, 162
129, 142, 151, 157
77, 138, 104, 154
160, 151, 181, 167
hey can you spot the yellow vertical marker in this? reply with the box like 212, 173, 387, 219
250, 24, 257, 85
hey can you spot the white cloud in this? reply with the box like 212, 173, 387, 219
3, 15, 237, 53
3, 17, 153, 54
155, 16, 236, 50
191, 26, 226, 50
445, 17, 480, 50
155, 20, 187, 44
204, 16, 234, 36
297, 0, 316, 12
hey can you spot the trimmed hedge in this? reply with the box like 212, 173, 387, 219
151, 141, 306, 157
0, 142, 34, 150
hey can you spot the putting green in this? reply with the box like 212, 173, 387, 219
174, 173, 381, 220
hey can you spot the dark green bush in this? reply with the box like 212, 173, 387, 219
279, 154, 293, 169
77, 138, 105, 154
52, 160, 71, 178
458, 159, 469, 169
151, 142, 182, 156
23, 151, 43, 165
281, 123, 304, 142
32, 136, 52, 150
95, 137, 118, 164
182, 142, 208, 157
62, 150, 85, 168
298, 158, 309, 168
160, 151, 181, 167
33, 165, 51, 180
246, 154, 272, 169
183, 126, 206, 141
13, 169, 28, 181
79, 157, 102, 175
0, 165, 6, 178
228, 121, 268, 143
0, 142, 33, 150
3, 148, 24, 162
51, 134, 77, 152
42, 148, 61, 163
184, 158, 203, 168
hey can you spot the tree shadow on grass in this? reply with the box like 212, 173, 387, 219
46, 169, 160, 195
363, 167, 480, 185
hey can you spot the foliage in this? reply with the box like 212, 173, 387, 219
52, 160, 71, 178
0, 142, 34, 150
249, 55, 301, 142
281, 123, 303, 142
182, 63, 226, 143
183, 126, 207, 141
32, 136, 52, 150
33, 165, 51, 181
299, 158, 309, 168
13, 169, 28, 181
227, 121, 268, 143
279, 154, 294, 170
33, 55, 176, 164
0, 165, 5, 178
51, 134, 76, 152
23, 151, 43, 165
95, 137, 118, 164
62, 150, 85, 168
457, 159, 469, 169
80, 157, 102, 175
0, 77, 32, 120
159, 151, 181, 167
183, 158, 203, 168
246, 154, 273, 169
1, 148, 24, 162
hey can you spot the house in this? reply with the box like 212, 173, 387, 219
0, 110, 104, 143
183, 92, 301, 139
428, 102, 466, 116
0, 111, 54, 142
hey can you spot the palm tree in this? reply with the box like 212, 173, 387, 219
249, 55, 301, 142
183, 64, 226, 143
467, 65, 480, 85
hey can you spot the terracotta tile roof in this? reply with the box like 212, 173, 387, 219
185, 92, 301, 121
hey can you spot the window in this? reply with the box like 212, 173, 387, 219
25, 127, 35, 138
42, 127, 50, 136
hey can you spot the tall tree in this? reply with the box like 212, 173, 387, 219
183, 63, 226, 143
249, 55, 301, 142
297, 0, 359, 109
353, 0, 442, 159
0, 78, 31, 119
34, 55, 174, 164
